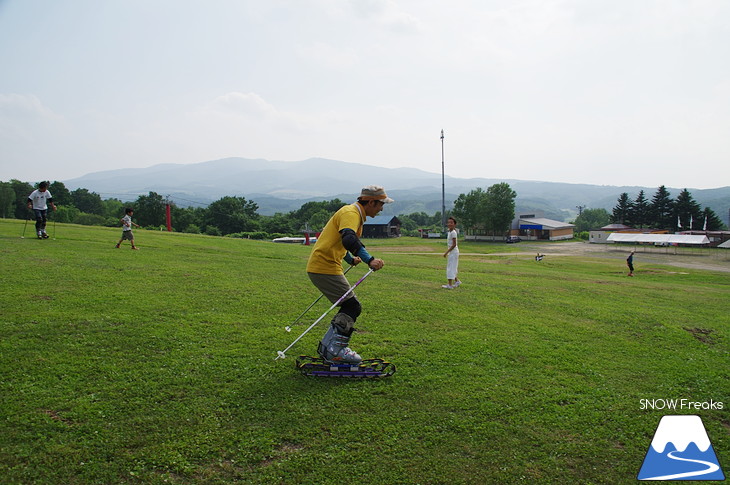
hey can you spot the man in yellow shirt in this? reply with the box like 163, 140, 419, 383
306, 185, 393, 363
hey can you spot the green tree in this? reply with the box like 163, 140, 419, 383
203, 196, 260, 235
611, 193, 633, 225
452, 183, 516, 236
485, 182, 517, 235
102, 198, 125, 219
260, 213, 297, 235
674, 189, 702, 230
0, 182, 15, 218
170, 205, 204, 233
10, 179, 34, 219
452, 187, 488, 235
308, 210, 331, 232
54, 205, 81, 224
397, 215, 418, 232
71, 188, 104, 215
292, 199, 344, 230
404, 212, 435, 227
133, 192, 166, 227
49, 181, 72, 206
572, 208, 610, 232
632, 190, 650, 228
650, 185, 674, 229
701, 207, 725, 231
74, 213, 107, 226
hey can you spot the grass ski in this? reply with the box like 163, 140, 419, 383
295, 355, 395, 378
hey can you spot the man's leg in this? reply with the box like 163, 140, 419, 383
308, 273, 364, 363
34, 210, 44, 237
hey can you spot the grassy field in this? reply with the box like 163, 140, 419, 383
1, 219, 728, 484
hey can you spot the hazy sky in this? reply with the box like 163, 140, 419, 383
1, 0, 729, 189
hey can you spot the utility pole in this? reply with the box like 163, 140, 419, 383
576, 205, 585, 216
441, 129, 446, 230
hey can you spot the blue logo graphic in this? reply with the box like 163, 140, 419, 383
638, 415, 725, 481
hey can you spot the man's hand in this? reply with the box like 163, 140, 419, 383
368, 258, 385, 271
351, 256, 362, 266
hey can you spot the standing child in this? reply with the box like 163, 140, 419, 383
27, 181, 56, 239
626, 250, 635, 276
442, 217, 461, 289
116, 208, 140, 250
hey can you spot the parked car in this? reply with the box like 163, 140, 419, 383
505, 236, 522, 243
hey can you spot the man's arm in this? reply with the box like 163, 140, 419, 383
340, 229, 384, 270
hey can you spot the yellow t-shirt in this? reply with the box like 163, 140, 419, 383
306, 203, 365, 275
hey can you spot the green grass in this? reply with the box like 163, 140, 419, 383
1, 220, 728, 484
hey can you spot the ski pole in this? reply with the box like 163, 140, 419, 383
275, 269, 373, 360
285, 265, 354, 332
21, 215, 29, 239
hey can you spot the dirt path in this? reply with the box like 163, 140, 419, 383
382, 241, 730, 273
508, 241, 730, 273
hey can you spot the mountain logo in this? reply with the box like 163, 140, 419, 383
638, 415, 725, 481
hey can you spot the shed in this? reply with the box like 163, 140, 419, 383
362, 215, 401, 238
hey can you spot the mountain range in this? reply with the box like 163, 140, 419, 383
64, 157, 730, 223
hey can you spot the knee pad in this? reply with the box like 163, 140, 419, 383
331, 313, 355, 336
339, 297, 362, 321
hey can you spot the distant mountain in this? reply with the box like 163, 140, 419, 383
64, 157, 730, 223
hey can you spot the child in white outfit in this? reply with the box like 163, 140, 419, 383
442, 217, 461, 289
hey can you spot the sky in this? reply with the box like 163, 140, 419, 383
1, 0, 729, 189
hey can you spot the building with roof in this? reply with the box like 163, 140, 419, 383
512, 216, 575, 241
589, 224, 668, 244
679, 230, 730, 248
606, 233, 710, 246
362, 215, 401, 238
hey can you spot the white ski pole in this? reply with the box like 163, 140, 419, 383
275, 269, 373, 360
285, 264, 354, 332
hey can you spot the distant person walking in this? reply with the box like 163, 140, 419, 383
27, 181, 56, 239
442, 217, 461, 289
626, 250, 635, 276
116, 208, 140, 250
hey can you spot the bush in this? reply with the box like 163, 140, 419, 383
228, 231, 268, 240
183, 224, 201, 234
74, 213, 107, 226
53, 206, 81, 224
205, 226, 221, 237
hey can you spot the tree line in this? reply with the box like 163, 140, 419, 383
0, 179, 451, 238
571, 185, 726, 233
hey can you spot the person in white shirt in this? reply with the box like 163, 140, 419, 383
442, 217, 461, 289
116, 208, 140, 250
26, 181, 56, 239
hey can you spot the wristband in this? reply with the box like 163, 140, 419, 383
355, 245, 374, 265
